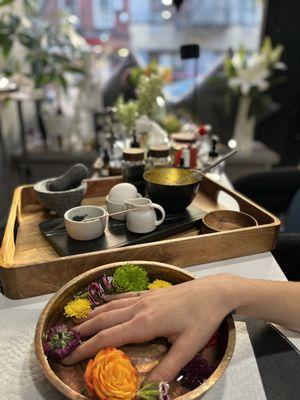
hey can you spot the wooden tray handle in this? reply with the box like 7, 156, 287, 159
0, 187, 22, 267
201, 176, 277, 225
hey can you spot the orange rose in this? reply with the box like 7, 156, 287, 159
85, 347, 140, 400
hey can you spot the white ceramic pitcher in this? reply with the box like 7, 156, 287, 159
124, 197, 166, 233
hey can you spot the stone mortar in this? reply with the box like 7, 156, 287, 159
33, 178, 87, 217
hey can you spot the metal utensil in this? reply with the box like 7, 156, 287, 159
81, 207, 140, 223
45, 208, 141, 236
178, 148, 238, 184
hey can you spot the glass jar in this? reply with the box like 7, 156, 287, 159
171, 133, 199, 168
147, 145, 172, 168
122, 148, 146, 195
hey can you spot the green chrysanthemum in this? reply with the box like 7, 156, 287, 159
113, 264, 149, 293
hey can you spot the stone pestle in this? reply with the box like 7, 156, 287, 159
48, 164, 89, 192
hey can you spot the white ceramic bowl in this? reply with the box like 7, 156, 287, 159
108, 183, 139, 203
106, 193, 141, 221
64, 206, 107, 241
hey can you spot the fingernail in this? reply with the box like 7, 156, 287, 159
73, 317, 85, 324
61, 355, 74, 366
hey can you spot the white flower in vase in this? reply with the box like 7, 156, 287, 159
224, 37, 287, 152
228, 53, 270, 95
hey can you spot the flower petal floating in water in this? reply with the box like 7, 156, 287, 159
113, 264, 149, 292
88, 282, 105, 306
43, 325, 81, 360
102, 274, 113, 291
64, 298, 92, 319
85, 347, 140, 400
136, 381, 170, 400
137, 382, 159, 400
159, 382, 170, 400
148, 279, 172, 290
179, 354, 215, 390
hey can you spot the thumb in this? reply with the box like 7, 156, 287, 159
147, 332, 202, 383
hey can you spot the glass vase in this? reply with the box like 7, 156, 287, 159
233, 96, 256, 152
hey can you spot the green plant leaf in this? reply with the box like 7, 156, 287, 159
18, 29, 40, 48
0, 0, 14, 7
57, 74, 68, 91
22, 0, 38, 17
0, 12, 20, 35
63, 64, 84, 74
2, 37, 12, 57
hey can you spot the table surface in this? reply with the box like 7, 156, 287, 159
1, 251, 300, 400
2, 174, 299, 398
1, 251, 299, 351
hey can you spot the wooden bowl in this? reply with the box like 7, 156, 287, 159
202, 210, 258, 234
144, 168, 200, 213
35, 261, 235, 400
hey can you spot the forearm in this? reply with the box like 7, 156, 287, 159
221, 274, 300, 332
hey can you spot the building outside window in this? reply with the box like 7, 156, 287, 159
39, 0, 264, 97
92, 0, 115, 30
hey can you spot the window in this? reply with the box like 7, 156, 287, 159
92, 0, 115, 30
64, 0, 80, 16
39, 0, 264, 97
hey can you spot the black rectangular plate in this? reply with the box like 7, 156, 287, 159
39, 205, 204, 257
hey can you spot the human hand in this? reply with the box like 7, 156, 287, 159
63, 274, 234, 383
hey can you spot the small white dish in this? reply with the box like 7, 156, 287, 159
106, 196, 126, 221
64, 205, 107, 241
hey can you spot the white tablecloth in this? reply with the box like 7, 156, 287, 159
1, 252, 299, 399
0, 302, 265, 400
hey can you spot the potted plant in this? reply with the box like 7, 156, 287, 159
115, 60, 172, 147
0, 0, 86, 151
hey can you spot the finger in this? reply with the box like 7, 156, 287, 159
103, 291, 148, 301
63, 320, 143, 365
79, 297, 139, 323
74, 307, 135, 338
147, 332, 203, 383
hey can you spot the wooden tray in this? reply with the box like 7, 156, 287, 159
0, 176, 280, 299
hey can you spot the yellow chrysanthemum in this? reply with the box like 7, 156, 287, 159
148, 279, 172, 290
64, 298, 92, 319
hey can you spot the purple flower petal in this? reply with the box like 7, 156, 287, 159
88, 281, 105, 306
89, 282, 100, 293
89, 292, 100, 306
180, 354, 215, 390
159, 382, 170, 400
43, 325, 81, 360
102, 274, 113, 291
